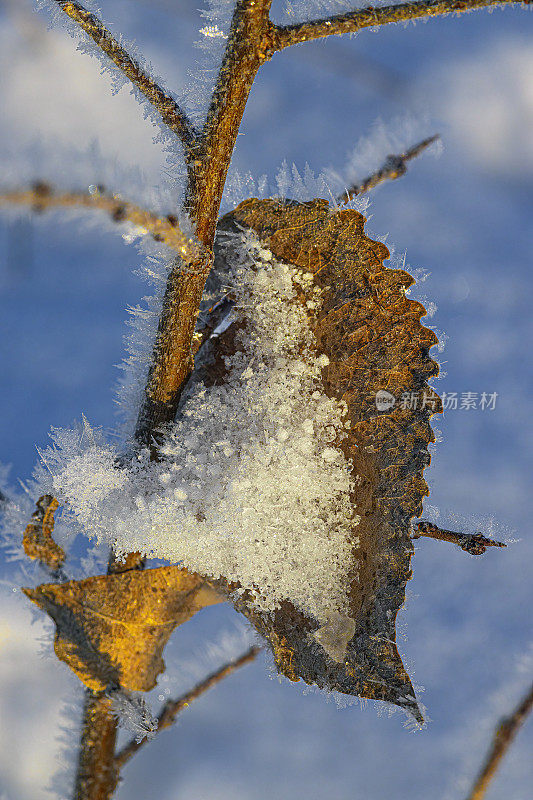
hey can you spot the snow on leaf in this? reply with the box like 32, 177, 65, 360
211, 198, 442, 723
29, 196, 440, 722
23, 566, 223, 692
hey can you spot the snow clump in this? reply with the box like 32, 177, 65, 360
37, 232, 359, 627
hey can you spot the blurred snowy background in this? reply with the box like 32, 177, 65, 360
0, 0, 531, 798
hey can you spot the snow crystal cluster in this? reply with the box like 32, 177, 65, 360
36, 232, 359, 626
109, 690, 157, 742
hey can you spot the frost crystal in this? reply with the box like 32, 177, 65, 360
39, 235, 359, 628
109, 690, 157, 742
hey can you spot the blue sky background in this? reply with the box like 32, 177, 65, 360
0, 1, 531, 798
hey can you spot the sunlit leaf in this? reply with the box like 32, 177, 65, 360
22, 494, 65, 573
23, 566, 222, 692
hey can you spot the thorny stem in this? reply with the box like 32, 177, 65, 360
412, 520, 506, 555
465, 681, 533, 800
0, 185, 203, 262
114, 645, 261, 770
338, 135, 440, 202
270, 0, 532, 51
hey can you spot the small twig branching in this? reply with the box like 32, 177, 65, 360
54, 1, 198, 161
412, 520, 507, 555
114, 645, 261, 770
0, 184, 204, 262
465, 680, 533, 800
338, 134, 440, 202
269, 0, 531, 51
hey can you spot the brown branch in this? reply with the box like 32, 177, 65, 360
186, 0, 275, 243
271, 0, 531, 51
134, 0, 274, 449
465, 680, 533, 800
0, 184, 203, 263
114, 645, 261, 770
55, 1, 197, 160
338, 134, 439, 203
74, 691, 120, 800
412, 520, 506, 555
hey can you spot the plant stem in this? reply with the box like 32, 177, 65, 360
115, 645, 261, 769
466, 681, 533, 800
135, 0, 274, 448
74, 692, 119, 800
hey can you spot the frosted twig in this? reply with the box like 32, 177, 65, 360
270, 0, 531, 51
338, 135, 439, 203
465, 680, 533, 800
135, 0, 274, 448
0, 184, 205, 263
184, 0, 275, 242
54, 1, 198, 160
412, 520, 506, 555
114, 645, 261, 769
74, 691, 120, 800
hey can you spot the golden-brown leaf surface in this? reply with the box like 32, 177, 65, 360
23, 566, 222, 691
211, 198, 442, 722
22, 494, 65, 573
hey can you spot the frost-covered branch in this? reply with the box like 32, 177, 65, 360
465, 680, 533, 800
74, 691, 119, 800
54, 1, 198, 161
412, 520, 506, 555
0, 184, 204, 262
270, 0, 531, 51
114, 645, 261, 769
135, 0, 274, 447
338, 134, 439, 202
185, 0, 274, 243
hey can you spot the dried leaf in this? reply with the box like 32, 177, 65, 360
211, 198, 442, 722
22, 494, 65, 573
23, 566, 222, 691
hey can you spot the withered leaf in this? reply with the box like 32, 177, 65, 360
23, 494, 65, 573
210, 198, 442, 723
23, 566, 222, 692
